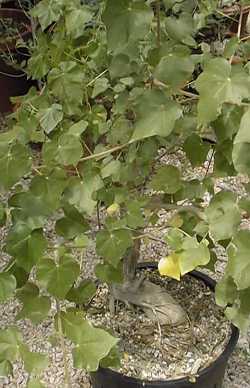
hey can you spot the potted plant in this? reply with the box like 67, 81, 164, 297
0, 0, 249, 387
0, 6, 33, 112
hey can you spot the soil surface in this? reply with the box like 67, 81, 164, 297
88, 268, 232, 381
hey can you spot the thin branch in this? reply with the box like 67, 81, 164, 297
56, 301, 71, 388
80, 142, 132, 162
156, 0, 161, 48
229, 5, 244, 64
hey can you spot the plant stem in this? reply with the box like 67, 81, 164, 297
156, 0, 161, 48
80, 141, 132, 162
56, 301, 71, 388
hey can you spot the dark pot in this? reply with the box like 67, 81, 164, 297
0, 8, 33, 113
91, 262, 239, 388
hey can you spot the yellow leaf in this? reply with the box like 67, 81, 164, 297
158, 254, 181, 281
168, 214, 183, 228
106, 203, 120, 216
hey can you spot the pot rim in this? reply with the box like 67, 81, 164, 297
95, 261, 239, 386
0, 8, 32, 52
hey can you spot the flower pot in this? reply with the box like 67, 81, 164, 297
91, 262, 239, 388
0, 8, 33, 113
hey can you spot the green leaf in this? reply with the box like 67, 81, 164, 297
0, 203, 6, 226
226, 230, 250, 290
234, 108, 250, 144
65, 175, 103, 216
5, 225, 47, 272
101, 160, 121, 180
196, 58, 250, 123
225, 288, 250, 332
31, 0, 64, 30
68, 120, 88, 137
205, 191, 241, 241
48, 62, 85, 109
0, 273, 16, 303
100, 346, 121, 369
57, 134, 83, 166
56, 205, 89, 239
0, 327, 22, 362
66, 280, 96, 305
125, 201, 145, 228
154, 54, 194, 90
27, 379, 46, 388
0, 142, 32, 190
60, 312, 118, 371
38, 104, 63, 134
233, 108, 250, 174
19, 344, 48, 374
95, 262, 123, 284
66, 8, 93, 39
8, 264, 29, 289
183, 134, 210, 166
165, 14, 196, 46
215, 276, 238, 308
132, 90, 182, 141
151, 165, 182, 194
92, 78, 110, 98
36, 254, 80, 299
232, 143, 250, 174
178, 237, 210, 275
0, 360, 13, 377
96, 229, 133, 267
103, 0, 153, 54
16, 283, 51, 324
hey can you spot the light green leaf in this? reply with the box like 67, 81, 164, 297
232, 143, 250, 174
0, 273, 16, 303
0, 360, 13, 377
151, 165, 182, 194
60, 312, 118, 371
132, 90, 182, 141
36, 255, 80, 299
31, 0, 64, 30
196, 58, 250, 123
92, 78, 110, 98
215, 276, 238, 308
57, 134, 83, 166
154, 54, 194, 90
28, 379, 46, 388
38, 104, 63, 134
96, 229, 133, 267
16, 283, 51, 324
225, 289, 250, 332
0, 142, 32, 190
5, 225, 47, 272
227, 230, 250, 290
205, 191, 241, 241
66, 8, 93, 39
48, 62, 85, 108
103, 0, 153, 53
68, 120, 88, 137
179, 237, 210, 275
65, 175, 103, 216
19, 344, 48, 374
0, 327, 22, 362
